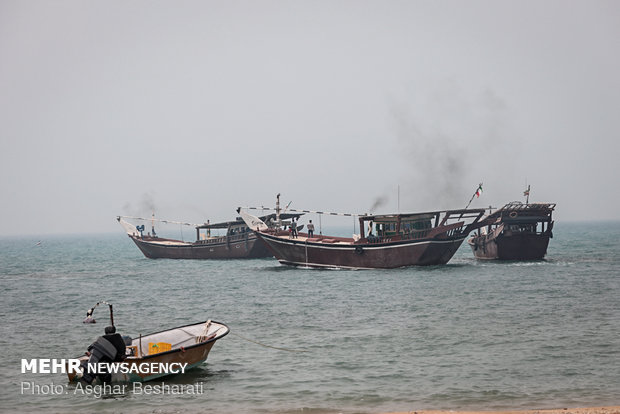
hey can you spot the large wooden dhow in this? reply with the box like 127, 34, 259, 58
117, 213, 300, 260
468, 201, 555, 260
239, 208, 486, 269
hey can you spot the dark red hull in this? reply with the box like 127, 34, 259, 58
468, 233, 551, 260
468, 202, 555, 260
129, 233, 272, 259
257, 232, 468, 269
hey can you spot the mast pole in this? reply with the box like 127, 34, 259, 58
109, 303, 114, 326
464, 183, 483, 210
460, 182, 483, 219
276, 193, 281, 228
523, 179, 531, 204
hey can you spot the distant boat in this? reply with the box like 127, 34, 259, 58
67, 319, 229, 383
467, 201, 555, 260
117, 212, 301, 260
239, 207, 486, 269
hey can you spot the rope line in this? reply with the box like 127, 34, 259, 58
117, 215, 201, 227
231, 332, 308, 353
242, 206, 365, 217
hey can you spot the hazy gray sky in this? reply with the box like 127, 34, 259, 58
1, 0, 619, 236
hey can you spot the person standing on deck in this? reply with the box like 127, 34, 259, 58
291, 217, 298, 238
307, 220, 315, 237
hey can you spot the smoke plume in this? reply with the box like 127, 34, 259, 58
389, 84, 514, 211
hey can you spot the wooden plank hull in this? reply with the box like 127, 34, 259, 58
257, 232, 468, 269
469, 233, 551, 260
129, 234, 272, 259
468, 202, 555, 260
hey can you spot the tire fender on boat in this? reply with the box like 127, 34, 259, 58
355, 245, 364, 255
509, 211, 518, 218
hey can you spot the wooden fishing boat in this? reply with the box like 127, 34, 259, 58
467, 201, 555, 260
117, 212, 300, 260
68, 303, 229, 383
239, 207, 486, 269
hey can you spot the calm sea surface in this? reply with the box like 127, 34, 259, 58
1, 222, 619, 414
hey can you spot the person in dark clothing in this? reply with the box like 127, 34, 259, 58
291, 218, 298, 238
82, 326, 126, 384
101, 326, 127, 360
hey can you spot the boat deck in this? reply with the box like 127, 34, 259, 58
144, 239, 192, 246
275, 233, 356, 245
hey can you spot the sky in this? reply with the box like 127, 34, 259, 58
1, 0, 619, 236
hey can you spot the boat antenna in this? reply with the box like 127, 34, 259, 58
83, 301, 114, 326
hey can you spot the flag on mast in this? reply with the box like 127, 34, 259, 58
463, 182, 484, 213
523, 184, 530, 204
475, 183, 483, 198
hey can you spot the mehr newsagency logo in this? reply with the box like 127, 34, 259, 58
20, 358, 203, 398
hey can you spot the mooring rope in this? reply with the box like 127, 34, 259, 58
231, 332, 308, 353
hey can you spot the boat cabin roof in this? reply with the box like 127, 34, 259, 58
479, 202, 556, 225
196, 212, 303, 229
360, 208, 486, 223
488, 202, 555, 218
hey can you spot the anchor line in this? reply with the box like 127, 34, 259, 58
230, 332, 308, 353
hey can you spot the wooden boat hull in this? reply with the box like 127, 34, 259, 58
257, 232, 468, 269
468, 202, 555, 260
67, 320, 229, 383
129, 233, 272, 259
468, 233, 551, 260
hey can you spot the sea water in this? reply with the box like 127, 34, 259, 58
0, 222, 619, 414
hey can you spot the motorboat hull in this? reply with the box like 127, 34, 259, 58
67, 320, 229, 383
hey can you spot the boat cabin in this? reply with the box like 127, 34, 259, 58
369, 214, 434, 238
195, 219, 252, 242
195, 212, 303, 242
475, 202, 556, 237
359, 209, 485, 243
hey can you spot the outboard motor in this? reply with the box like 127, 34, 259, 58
81, 335, 119, 384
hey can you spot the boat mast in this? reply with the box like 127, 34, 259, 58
524, 184, 531, 204
151, 211, 156, 237
276, 193, 281, 228
461, 182, 483, 218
